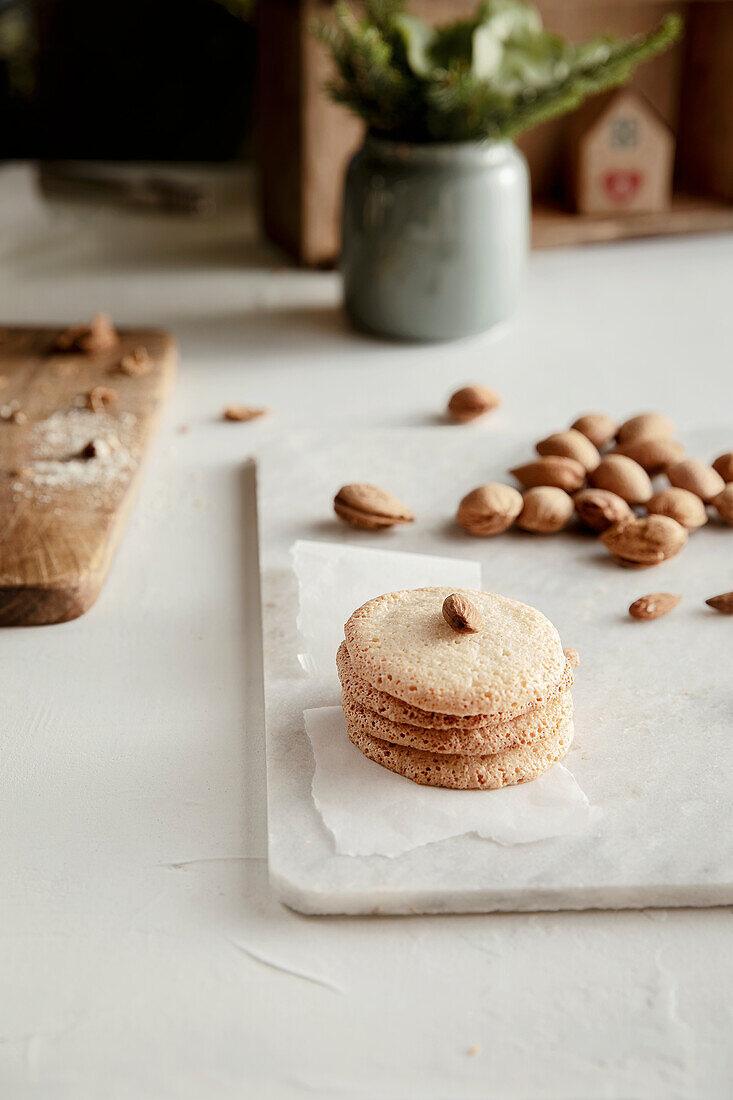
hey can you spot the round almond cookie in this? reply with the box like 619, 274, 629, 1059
337, 640, 575, 729
346, 716, 574, 790
342, 690, 572, 756
344, 587, 567, 717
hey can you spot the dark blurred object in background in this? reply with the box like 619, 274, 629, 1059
1, 0, 255, 161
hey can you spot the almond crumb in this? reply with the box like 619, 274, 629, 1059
87, 386, 118, 414
54, 313, 118, 354
10, 410, 27, 425
467, 1046, 481, 1057
119, 346, 152, 376
223, 405, 268, 423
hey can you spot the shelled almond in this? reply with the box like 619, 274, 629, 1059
629, 593, 681, 621
447, 384, 500, 422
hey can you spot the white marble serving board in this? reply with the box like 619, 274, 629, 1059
258, 427, 733, 915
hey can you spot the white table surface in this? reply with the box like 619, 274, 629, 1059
2, 162, 732, 1099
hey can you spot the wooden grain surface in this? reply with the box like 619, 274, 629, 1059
0, 326, 176, 626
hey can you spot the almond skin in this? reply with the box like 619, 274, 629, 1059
712, 452, 733, 483
510, 456, 585, 492
456, 483, 522, 536
536, 429, 601, 472
571, 413, 618, 449
574, 488, 633, 533
616, 412, 675, 444
442, 593, 482, 633
705, 592, 733, 614
629, 593, 681, 621
667, 459, 726, 503
646, 487, 708, 531
612, 437, 685, 475
334, 484, 414, 529
517, 487, 574, 533
447, 384, 500, 423
601, 515, 688, 567
712, 484, 733, 524
589, 454, 653, 505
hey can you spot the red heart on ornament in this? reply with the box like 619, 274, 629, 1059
602, 170, 643, 204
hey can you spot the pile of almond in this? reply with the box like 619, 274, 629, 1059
456, 412, 733, 568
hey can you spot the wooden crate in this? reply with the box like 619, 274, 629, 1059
257, 0, 733, 265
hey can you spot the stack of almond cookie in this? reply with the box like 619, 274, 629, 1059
337, 586, 577, 790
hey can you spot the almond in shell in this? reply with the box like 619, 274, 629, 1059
612, 437, 685, 475
712, 484, 733, 524
712, 452, 733, 483
616, 412, 675, 444
517, 487, 574, 533
601, 515, 688, 567
510, 456, 585, 493
334, 484, 414, 529
589, 454, 653, 505
571, 413, 618, 449
667, 459, 726, 503
574, 488, 632, 533
456, 483, 523, 536
536, 429, 601, 472
646, 487, 707, 530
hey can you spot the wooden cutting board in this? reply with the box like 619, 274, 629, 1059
0, 326, 176, 626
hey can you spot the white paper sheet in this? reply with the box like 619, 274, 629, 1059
292, 539, 591, 857
292, 540, 482, 678
305, 707, 590, 857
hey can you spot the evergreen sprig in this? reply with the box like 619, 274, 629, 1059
313, 0, 682, 142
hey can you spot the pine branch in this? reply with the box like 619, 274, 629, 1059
314, 2, 682, 143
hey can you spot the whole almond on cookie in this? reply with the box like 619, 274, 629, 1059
517, 487, 574, 533
712, 452, 733, 483
612, 437, 685, 475
334, 484, 414, 529
447, 385, 500, 423
616, 412, 675, 444
510, 456, 585, 492
601, 515, 687, 567
571, 413, 618, 450
574, 488, 632, 533
442, 593, 482, 634
667, 459, 725, 503
536, 429, 601, 472
705, 592, 733, 614
456, 483, 522, 536
589, 454, 653, 504
712, 484, 733, 524
647, 488, 707, 530
629, 593, 681, 621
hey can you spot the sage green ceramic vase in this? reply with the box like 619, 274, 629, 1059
342, 137, 529, 341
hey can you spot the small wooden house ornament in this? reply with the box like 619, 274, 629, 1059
569, 88, 675, 215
